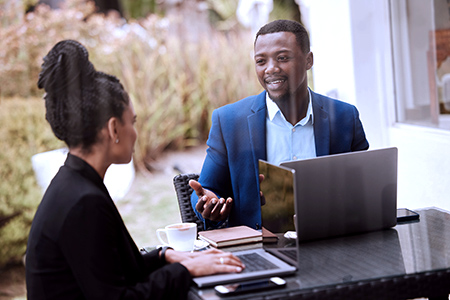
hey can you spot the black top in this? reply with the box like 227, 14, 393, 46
26, 154, 191, 300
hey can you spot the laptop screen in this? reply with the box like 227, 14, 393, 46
258, 160, 296, 234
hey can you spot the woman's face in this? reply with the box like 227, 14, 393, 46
115, 101, 137, 164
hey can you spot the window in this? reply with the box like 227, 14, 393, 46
390, 0, 450, 129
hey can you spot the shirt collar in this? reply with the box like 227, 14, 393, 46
65, 153, 109, 195
265, 89, 314, 125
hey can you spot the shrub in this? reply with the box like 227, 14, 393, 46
110, 31, 261, 164
0, 98, 64, 267
0, 0, 124, 97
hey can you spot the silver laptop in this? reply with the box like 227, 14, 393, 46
260, 147, 398, 266
260, 147, 398, 243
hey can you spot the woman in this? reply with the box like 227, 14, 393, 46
26, 40, 244, 300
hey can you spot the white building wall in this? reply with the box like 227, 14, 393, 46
308, 0, 450, 211
308, 0, 356, 106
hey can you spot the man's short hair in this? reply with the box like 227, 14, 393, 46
255, 19, 310, 54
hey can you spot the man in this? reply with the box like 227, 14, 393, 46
190, 19, 369, 230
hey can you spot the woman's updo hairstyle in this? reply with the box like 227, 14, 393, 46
37, 40, 129, 151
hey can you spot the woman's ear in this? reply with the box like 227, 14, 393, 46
107, 117, 119, 143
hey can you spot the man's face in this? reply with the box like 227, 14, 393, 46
254, 31, 313, 102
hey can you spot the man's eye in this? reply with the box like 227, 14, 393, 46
255, 59, 265, 64
278, 56, 288, 61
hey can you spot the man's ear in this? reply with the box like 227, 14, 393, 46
107, 117, 119, 143
306, 52, 314, 70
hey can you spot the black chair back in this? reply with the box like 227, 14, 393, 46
173, 173, 204, 232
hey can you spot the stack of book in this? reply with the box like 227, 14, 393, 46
262, 227, 279, 243
198, 225, 263, 248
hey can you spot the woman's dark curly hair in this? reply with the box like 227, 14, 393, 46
37, 40, 129, 151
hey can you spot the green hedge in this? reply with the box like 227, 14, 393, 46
0, 98, 64, 267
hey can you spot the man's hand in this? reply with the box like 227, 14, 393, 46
189, 180, 233, 223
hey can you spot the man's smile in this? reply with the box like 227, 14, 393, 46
265, 77, 286, 90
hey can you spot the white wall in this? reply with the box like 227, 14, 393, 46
309, 0, 393, 148
309, 0, 356, 106
308, 0, 450, 212
390, 125, 450, 211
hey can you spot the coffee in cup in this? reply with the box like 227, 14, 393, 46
156, 222, 197, 251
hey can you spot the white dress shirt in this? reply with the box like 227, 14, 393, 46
265, 91, 316, 165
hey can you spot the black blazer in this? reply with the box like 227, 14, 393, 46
26, 154, 191, 300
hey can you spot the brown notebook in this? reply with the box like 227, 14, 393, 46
262, 227, 279, 243
198, 225, 263, 248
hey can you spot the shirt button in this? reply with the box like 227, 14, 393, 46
292, 128, 296, 132
293, 156, 297, 160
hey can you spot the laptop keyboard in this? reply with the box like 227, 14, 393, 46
236, 253, 279, 273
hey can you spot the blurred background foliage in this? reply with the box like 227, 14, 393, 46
0, 98, 65, 268
0, 0, 301, 267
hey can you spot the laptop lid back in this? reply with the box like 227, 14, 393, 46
281, 147, 398, 242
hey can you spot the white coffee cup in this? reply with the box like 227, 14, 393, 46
156, 222, 197, 252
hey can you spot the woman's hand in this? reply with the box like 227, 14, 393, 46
164, 248, 199, 263
166, 248, 245, 277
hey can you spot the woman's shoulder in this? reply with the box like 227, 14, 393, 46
41, 166, 112, 218
49, 165, 106, 198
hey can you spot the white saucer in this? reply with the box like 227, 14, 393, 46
194, 239, 210, 251
284, 231, 297, 240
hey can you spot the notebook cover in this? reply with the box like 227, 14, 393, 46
198, 225, 262, 248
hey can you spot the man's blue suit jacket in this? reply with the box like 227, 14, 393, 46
191, 90, 369, 229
